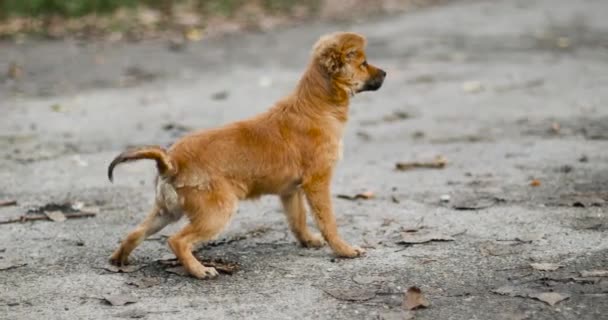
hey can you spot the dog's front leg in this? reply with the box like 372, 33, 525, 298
302, 173, 365, 258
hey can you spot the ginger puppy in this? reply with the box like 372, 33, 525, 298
108, 32, 386, 279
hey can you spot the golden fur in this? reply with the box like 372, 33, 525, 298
108, 32, 386, 279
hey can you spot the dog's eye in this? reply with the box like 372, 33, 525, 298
361, 61, 368, 67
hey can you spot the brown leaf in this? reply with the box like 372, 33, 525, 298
403, 286, 430, 310
7, 62, 23, 80
0, 262, 27, 271
323, 288, 376, 302
528, 292, 569, 306
396, 156, 447, 171
45, 211, 67, 222
530, 263, 563, 271
165, 266, 189, 277
161, 257, 239, 275
530, 179, 541, 187
336, 191, 375, 201
103, 294, 138, 306
0, 200, 17, 207
580, 270, 608, 277
397, 229, 454, 244
126, 277, 161, 289
103, 264, 145, 273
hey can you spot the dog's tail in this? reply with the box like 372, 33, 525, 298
108, 146, 176, 182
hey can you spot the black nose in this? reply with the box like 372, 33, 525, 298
379, 69, 387, 78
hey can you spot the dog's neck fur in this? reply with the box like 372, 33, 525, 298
291, 62, 350, 123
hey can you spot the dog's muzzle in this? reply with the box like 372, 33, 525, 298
360, 69, 387, 92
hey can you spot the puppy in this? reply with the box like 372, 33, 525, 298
108, 32, 386, 279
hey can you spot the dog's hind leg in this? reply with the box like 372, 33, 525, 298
168, 189, 236, 279
280, 190, 325, 248
109, 205, 178, 266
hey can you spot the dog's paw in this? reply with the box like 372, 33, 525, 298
109, 249, 129, 266
301, 234, 326, 248
190, 265, 219, 280
334, 245, 366, 258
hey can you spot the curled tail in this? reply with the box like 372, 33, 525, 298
108, 146, 176, 182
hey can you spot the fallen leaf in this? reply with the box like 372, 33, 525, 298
211, 90, 229, 100
184, 28, 203, 41
337, 191, 375, 201
530, 179, 541, 187
580, 270, 608, 277
161, 257, 239, 275
491, 286, 525, 297
396, 156, 447, 171
403, 286, 430, 310
114, 309, 147, 319
452, 194, 502, 210
0, 200, 17, 207
515, 232, 545, 243
7, 62, 23, 80
103, 264, 145, 273
0, 262, 27, 271
322, 288, 376, 302
462, 81, 483, 93
103, 294, 138, 306
352, 275, 391, 285
50, 104, 68, 113
398, 229, 454, 244
165, 266, 189, 277
45, 210, 67, 222
530, 263, 563, 271
528, 292, 569, 306
126, 277, 161, 289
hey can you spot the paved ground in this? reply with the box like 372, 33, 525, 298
1, 0, 607, 319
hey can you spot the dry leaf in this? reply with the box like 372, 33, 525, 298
352, 275, 391, 285
166, 266, 189, 277
323, 288, 376, 302
580, 270, 608, 277
7, 62, 23, 80
103, 264, 145, 273
491, 286, 521, 297
126, 277, 161, 289
530, 263, 563, 271
462, 81, 483, 93
528, 292, 569, 306
451, 194, 502, 210
403, 286, 430, 310
396, 156, 447, 171
0, 262, 27, 271
184, 28, 203, 41
0, 200, 17, 207
103, 294, 138, 306
530, 179, 541, 187
398, 229, 455, 244
45, 211, 67, 222
337, 191, 375, 201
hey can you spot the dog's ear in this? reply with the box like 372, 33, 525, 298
313, 32, 366, 75
314, 41, 345, 75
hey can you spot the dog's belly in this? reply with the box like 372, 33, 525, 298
245, 176, 303, 199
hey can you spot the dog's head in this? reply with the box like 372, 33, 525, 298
313, 32, 386, 95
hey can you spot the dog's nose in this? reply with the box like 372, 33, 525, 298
379, 69, 387, 78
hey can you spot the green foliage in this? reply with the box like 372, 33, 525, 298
0, 0, 140, 17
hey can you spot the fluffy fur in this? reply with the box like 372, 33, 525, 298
108, 32, 386, 279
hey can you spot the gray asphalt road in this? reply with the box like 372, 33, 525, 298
1, 0, 607, 319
